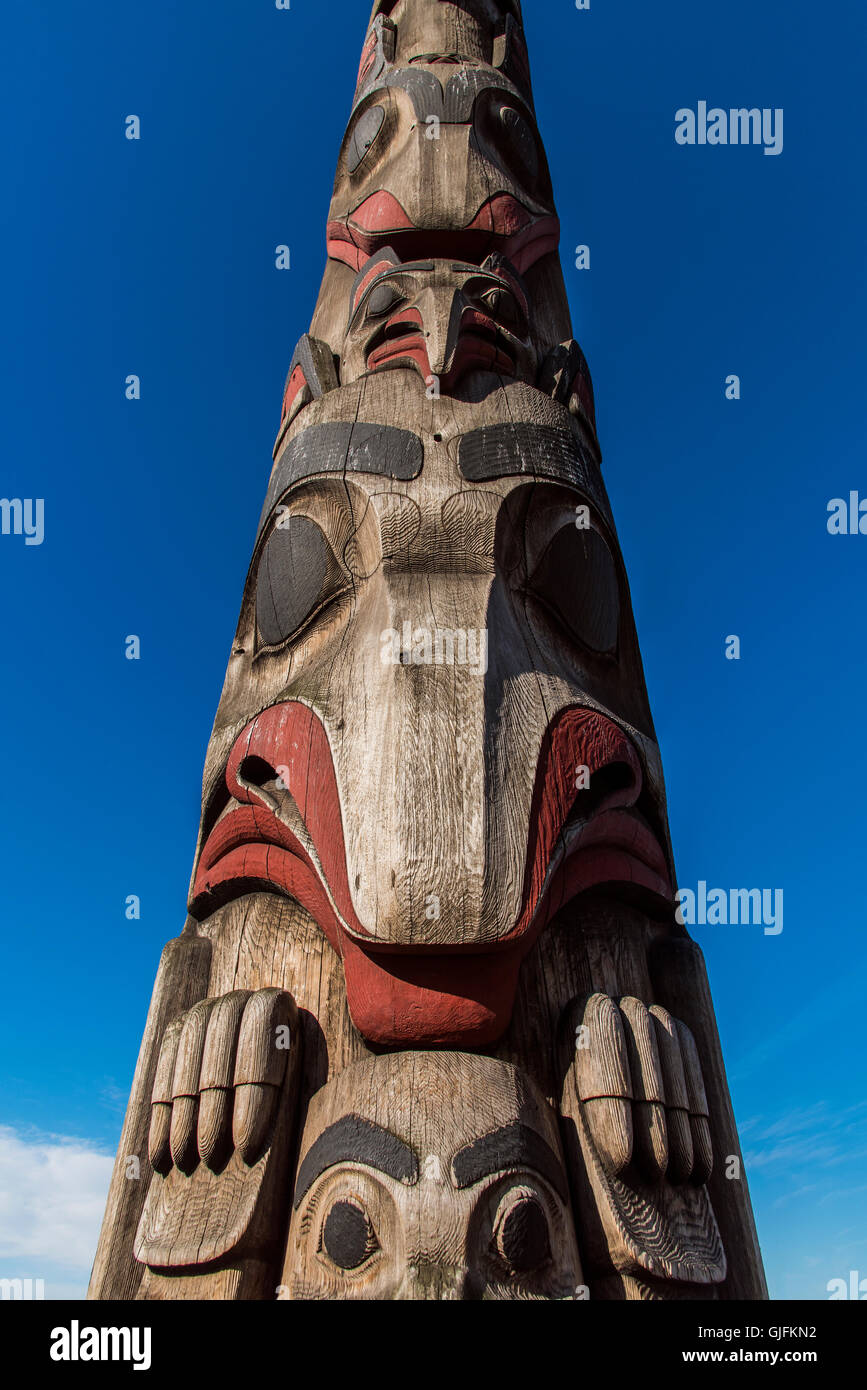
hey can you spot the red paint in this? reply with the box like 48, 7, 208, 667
327, 197, 560, 275
191, 702, 671, 1046
339, 931, 522, 1048
363, 305, 516, 388
355, 33, 377, 92
351, 255, 402, 316
281, 364, 308, 425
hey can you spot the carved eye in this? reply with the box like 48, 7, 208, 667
346, 105, 386, 173
256, 515, 339, 648
477, 286, 521, 330
491, 1187, 551, 1274
366, 281, 405, 317
321, 1198, 379, 1270
476, 99, 541, 190
530, 525, 620, 654
498, 107, 539, 184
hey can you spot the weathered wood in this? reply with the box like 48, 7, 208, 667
92, 0, 766, 1302
280, 1052, 584, 1300
87, 930, 212, 1300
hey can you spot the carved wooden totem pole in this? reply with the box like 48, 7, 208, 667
90, 0, 766, 1301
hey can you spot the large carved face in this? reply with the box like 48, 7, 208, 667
341, 250, 537, 390
189, 372, 673, 1047
281, 1052, 583, 1300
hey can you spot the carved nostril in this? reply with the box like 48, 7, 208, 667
567, 759, 639, 828
237, 755, 277, 789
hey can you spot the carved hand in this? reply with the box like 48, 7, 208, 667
561, 993, 726, 1292
134, 988, 300, 1273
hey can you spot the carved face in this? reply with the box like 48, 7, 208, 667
341, 251, 537, 390
281, 1052, 583, 1300
189, 373, 673, 1047
328, 77, 557, 274
358, 3, 530, 103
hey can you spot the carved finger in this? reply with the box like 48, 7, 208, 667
572, 993, 633, 1174
619, 997, 668, 1182
198, 990, 251, 1171
675, 1020, 713, 1185
650, 1005, 693, 1185
170, 999, 215, 1174
233, 989, 297, 1166
148, 1016, 185, 1175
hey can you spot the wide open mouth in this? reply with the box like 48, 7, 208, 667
190, 701, 672, 1045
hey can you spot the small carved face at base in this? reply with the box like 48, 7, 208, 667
341, 250, 537, 392
281, 1053, 583, 1300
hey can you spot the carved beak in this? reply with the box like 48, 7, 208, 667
416, 285, 465, 380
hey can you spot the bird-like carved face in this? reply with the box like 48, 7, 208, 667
280, 1052, 583, 1301
328, 77, 557, 274
341, 251, 537, 391
189, 372, 673, 1048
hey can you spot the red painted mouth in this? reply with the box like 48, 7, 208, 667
191, 702, 671, 1046
327, 193, 560, 275
364, 307, 517, 385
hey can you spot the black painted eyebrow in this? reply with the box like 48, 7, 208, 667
260, 422, 423, 536
458, 423, 610, 524
293, 1114, 419, 1208
451, 1122, 567, 1202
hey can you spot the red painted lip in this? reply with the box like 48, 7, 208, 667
366, 332, 516, 384
327, 194, 560, 275
190, 702, 671, 1046
191, 703, 671, 949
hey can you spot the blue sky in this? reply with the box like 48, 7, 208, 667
1, 0, 864, 1300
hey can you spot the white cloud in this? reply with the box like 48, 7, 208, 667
0, 1126, 113, 1273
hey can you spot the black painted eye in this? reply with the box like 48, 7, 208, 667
346, 105, 386, 173
492, 1189, 551, 1274
530, 525, 620, 654
366, 281, 405, 317
256, 515, 334, 648
322, 1198, 379, 1270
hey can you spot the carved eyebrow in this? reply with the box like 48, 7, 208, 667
451, 1122, 567, 1201
259, 422, 423, 536
293, 1115, 419, 1208
458, 422, 611, 523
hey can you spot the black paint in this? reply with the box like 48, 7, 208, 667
322, 1200, 377, 1270
260, 422, 423, 534
458, 422, 610, 523
294, 1115, 419, 1208
451, 1122, 567, 1202
256, 516, 330, 648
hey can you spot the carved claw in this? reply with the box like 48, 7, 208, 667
565, 991, 725, 1291
148, 988, 297, 1177
572, 993, 712, 1189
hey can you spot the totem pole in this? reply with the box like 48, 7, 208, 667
90, 0, 766, 1301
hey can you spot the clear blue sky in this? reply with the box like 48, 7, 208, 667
1, 0, 865, 1300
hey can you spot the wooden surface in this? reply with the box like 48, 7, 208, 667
90, 0, 767, 1301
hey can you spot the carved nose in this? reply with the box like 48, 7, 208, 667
415, 286, 464, 379
398, 1262, 471, 1301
